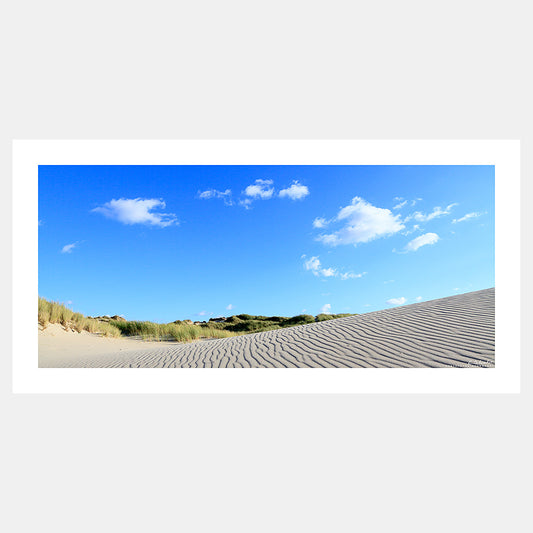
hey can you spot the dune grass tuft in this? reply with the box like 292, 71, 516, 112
39, 297, 357, 343
38, 297, 121, 337
109, 320, 238, 342
38, 297, 239, 342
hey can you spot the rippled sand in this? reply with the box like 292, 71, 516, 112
39, 288, 495, 368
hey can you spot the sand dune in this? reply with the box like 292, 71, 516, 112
39, 288, 495, 368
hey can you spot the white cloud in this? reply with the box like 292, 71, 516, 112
92, 198, 178, 227
226, 304, 234, 310
414, 296, 423, 302
196, 310, 214, 316
402, 224, 421, 236
304, 256, 322, 272
302, 255, 365, 281
198, 189, 233, 205
340, 272, 366, 280
405, 203, 457, 223
384, 279, 395, 284
279, 181, 309, 200
394, 197, 421, 209
244, 179, 274, 199
393, 200, 408, 209
312, 217, 329, 228
316, 197, 404, 246
387, 297, 407, 305
405, 232, 439, 252
320, 303, 332, 314
61, 242, 78, 254
239, 198, 253, 209
452, 212, 483, 223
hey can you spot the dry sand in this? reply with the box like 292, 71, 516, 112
39, 288, 495, 368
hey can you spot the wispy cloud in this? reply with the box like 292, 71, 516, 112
226, 304, 234, 311
339, 272, 365, 280
414, 296, 423, 302
401, 224, 421, 236
316, 197, 404, 246
312, 217, 329, 228
320, 303, 332, 314
405, 203, 457, 223
303, 256, 321, 272
393, 197, 422, 209
61, 242, 79, 254
196, 310, 213, 317
387, 297, 407, 305
92, 198, 178, 227
198, 189, 233, 205
405, 232, 439, 252
452, 212, 484, 223
302, 255, 365, 280
239, 198, 253, 209
279, 181, 309, 200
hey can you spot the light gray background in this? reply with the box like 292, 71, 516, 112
2, 1, 530, 532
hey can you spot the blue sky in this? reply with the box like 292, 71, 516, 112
38, 165, 495, 322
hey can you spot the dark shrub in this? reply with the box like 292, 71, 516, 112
281, 314, 315, 327
266, 316, 286, 322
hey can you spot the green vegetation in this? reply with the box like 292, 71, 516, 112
38, 297, 122, 337
38, 297, 357, 342
315, 313, 354, 322
109, 320, 237, 341
38, 297, 237, 342
203, 312, 356, 334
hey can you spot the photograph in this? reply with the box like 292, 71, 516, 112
37, 164, 495, 369
4, 3, 529, 532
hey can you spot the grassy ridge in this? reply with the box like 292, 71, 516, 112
38, 297, 238, 342
38, 297, 356, 342
38, 297, 122, 337
109, 320, 237, 341
200, 312, 356, 333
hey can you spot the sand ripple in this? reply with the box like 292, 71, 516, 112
39, 288, 495, 368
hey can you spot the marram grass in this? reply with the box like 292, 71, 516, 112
109, 319, 239, 341
38, 297, 238, 342
38, 297, 122, 337
38, 297, 356, 342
